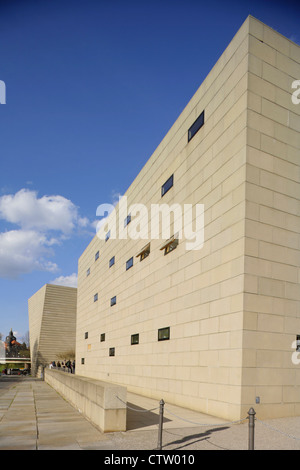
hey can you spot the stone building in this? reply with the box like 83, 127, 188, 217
28, 284, 77, 375
75, 16, 300, 420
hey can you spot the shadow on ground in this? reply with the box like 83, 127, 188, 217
162, 426, 230, 450
126, 402, 171, 430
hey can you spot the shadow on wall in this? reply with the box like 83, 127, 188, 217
31, 340, 47, 376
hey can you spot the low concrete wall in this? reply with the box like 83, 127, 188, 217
44, 369, 127, 432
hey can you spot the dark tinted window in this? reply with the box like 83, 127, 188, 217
158, 327, 170, 341
161, 174, 173, 197
126, 257, 133, 270
131, 334, 139, 345
188, 110, 204, 142
124, 214, 131, 227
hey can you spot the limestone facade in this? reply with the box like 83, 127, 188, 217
28, 284, 77, 375
75, 16, 300, 420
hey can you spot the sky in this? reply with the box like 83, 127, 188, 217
0, 0, 299, 342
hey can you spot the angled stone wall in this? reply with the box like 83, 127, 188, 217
28, 284, 77, 375
45, 368, 127, 432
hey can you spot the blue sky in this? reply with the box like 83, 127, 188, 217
0, 0, 299, 342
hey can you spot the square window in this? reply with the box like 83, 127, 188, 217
296, 335, 300, 351
110, 295, 116, 306
109, 347, 115, 357
131, 333, 139, 345
105, 230, 111, 242
95, 251, 99, 261
188, 110, 204, 142
161, 174, 173, 197
86, 267, 90, 276
158, 327, 170, 341
109, 256, 115, 268
81, 358, 85, 365
126, 257, 133, 270
100, 333, 105, 342
94, 293, 98, 302
85, 332, 88, 339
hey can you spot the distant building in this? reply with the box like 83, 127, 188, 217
28, 284, 77, 375
4, 329, 22, 357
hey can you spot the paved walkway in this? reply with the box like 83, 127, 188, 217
1, 376, 300, 450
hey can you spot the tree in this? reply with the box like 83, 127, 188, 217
21, 331, 30, 348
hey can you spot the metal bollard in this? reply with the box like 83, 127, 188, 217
248, 407, 256, 450
157, 399, 165, 450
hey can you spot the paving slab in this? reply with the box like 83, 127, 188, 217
1, 375, 300, 450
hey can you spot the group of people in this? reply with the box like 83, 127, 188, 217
49, 359, 75, 374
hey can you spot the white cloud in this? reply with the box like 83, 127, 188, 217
0, 189, 78, 234
50, 273, 78, 288
111, 190, 123, 207
0, 230, 58, 279
77, 216, 89, 228
0, 189, 91, 279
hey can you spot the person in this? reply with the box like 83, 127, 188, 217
57, 361, 61, 368
72, 360, 75, 374
66, 359, 71, 373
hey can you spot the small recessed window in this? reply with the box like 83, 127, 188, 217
136, 243, 150, 262
160, 235, 178, 256
105, 230, 111, 242
95, 251, 99, 261
94, 293, 98, 302
100, 333, 105, 342
124, 214, 131, 227
188, 110, 204, 142
164, 242, 178, 255
85, 332, 88, 339
161, 174, 174, 197
86, 268, 90, 276
109, 347, 115, 357
158, 327, 170, 341
296, 335, 300, 351
126, 257, 133, 270
131, 333, 139, 345
110, 295, 116, 306
81, 358, 85, 365
109, 256, 115, 268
